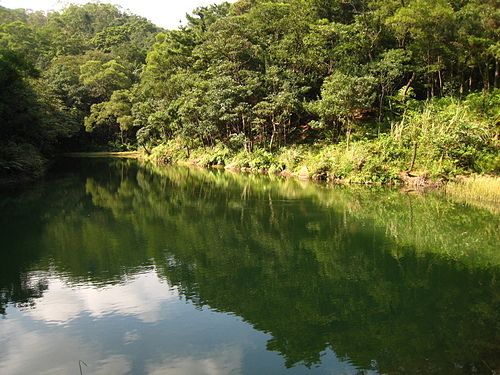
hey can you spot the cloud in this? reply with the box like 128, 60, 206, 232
0, 319, 131, 375
27, 271, 178, 325
145, 345, 244, 375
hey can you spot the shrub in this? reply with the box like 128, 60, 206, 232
248, 149, 276, 170
200, 144, 233, 167
0, 142, 46, 180
397, 97, 498, 176
275, 146, 305, 172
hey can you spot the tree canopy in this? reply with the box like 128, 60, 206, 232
0, 3, 162, 181
0, 0, 499, 182
131, 0, 499, 179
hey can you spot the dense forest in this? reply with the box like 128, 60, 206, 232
1, 0, 499, 184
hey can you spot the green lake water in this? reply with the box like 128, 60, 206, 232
0, 157, 498, 375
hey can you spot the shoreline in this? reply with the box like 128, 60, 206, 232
173, 155, 500, 207
61, 151, 143, 158
51, 151, 500, 208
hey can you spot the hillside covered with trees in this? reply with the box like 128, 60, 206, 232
0, 2, 162, 183
1, 0, 499, 184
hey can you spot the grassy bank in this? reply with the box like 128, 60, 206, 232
62, 151, 143, 158
147, 142, 500, 217
446, 176, 500, 204
148, 139, 497, 187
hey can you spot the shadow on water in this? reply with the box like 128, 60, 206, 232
0, 157, 498, 374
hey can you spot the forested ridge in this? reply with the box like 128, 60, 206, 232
1, 0, 499, 184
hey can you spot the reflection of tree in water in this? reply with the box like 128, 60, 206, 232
0, 271, 49, 315
126, 162, 498, 374
0, 272, 48, 315
0, 158, 498, 374
0, 185, 52, 315
156, 222, 499, 374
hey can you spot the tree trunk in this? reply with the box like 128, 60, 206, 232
402, 72, 416, 98
485, 62, 491, 91
495, 58, 499, 89
269, 122, 276, 151
378, 87, 385, 124
346, 120, 352, 151
407, 141, 418, 172
438, 56, 443, 95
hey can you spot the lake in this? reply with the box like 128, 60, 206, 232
0, 157, 498, 375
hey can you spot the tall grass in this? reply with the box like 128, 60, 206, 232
446, 176, 500, 204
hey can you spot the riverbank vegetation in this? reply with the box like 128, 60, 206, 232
1, 0, 499, 186
446, 175, 500, 206
153, 93, 500, 184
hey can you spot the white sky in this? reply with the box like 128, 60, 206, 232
0, 0, 235, 30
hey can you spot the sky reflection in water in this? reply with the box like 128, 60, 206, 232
1, 269, 364, 375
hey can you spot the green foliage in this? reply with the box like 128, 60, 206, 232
464, 89, 500, 132
0, 142, 46, 180
139, 0, 500, 162
280, 138, 405, 183
0, 3, 161, 159
310, 71, 377, 144
2, 0, 500, 181
0, 20, 37, 60
0, 48, 47, 180
275, 145, 306, 172
150, 139, 195, 163
244, 148, 276, 170
0, 49, 40, 140
79, 59, 131, 101
91, 24, 132, 52
393, 97, 499, 176
85, 89, 136, 146
200, 144, 234, 167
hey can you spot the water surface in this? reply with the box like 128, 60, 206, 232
0, 158, 498, 374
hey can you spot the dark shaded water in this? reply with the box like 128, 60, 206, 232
0, 157, 498, 375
